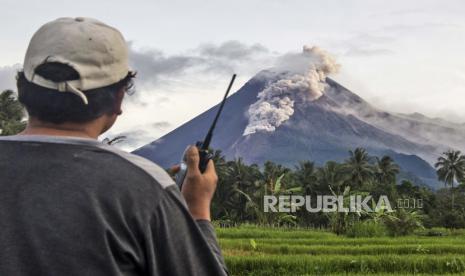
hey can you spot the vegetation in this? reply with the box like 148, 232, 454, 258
211, 147, 465, 233
212, 149, 465, 275
435, 150, 465, 208
435, 150, 465, 190
102, 135, 127, 145
0, 90, 26, 135
218, 224, 465, 275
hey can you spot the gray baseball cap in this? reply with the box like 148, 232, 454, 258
23, 17, 130, 105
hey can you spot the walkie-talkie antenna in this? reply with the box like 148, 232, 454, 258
175, 74, 237, 188
200, 74, 236, 150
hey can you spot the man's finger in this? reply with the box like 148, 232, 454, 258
203, 159, 216, 175
169, 165, 181, 175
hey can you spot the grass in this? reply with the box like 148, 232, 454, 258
217, 225, 465, 276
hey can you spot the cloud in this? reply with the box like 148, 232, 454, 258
382, 22, 461, 33
325, 33, 395, 58
0, 40, 270, 95
128, 43, 203, 88
329, 22, 462, 60
344, 47, 394, 57
197, 41, 268, 60
151, 121, 171, 129
386, 9, 425, 16
104, 121, 172, 151
353, 33, 394, 45
0, 64, 20, 92
129, 40, 270, 89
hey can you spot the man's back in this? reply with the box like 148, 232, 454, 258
0, 135, 227, 276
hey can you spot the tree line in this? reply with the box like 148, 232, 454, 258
210, 147, 465, 234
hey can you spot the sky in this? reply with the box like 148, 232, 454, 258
1, 0, 464, 149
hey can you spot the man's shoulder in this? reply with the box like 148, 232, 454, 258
0, 135, 175, 190
98, 143, 176, 190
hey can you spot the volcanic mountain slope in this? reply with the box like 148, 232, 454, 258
323, 79, 465, 162
133, 70, 462, 189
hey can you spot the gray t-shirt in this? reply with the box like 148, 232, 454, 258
0, 135, 227, 276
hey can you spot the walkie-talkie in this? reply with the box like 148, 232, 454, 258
175, 74, 236, 189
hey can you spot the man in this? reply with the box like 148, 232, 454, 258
0, 17, 228, 276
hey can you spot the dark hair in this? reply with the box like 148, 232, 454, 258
17, 62, 135, 124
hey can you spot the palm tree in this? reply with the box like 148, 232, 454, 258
375, 156, 400, 185
102, 135, 127, 145
343, 148, 374, 189
211, 149, 228, 180
372, 155, 400, 201
0, 90, 26, 135
294, 161, 318, 195
263, 161, 291, 193
212, 158, 262, 222
318, 161, 346, 193
435, 150, 465, 208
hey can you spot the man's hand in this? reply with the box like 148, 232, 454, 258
180, 146, 218, 221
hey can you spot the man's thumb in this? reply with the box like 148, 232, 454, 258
185, 146, 200, 174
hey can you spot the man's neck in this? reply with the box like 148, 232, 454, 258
19, 118, 103, 139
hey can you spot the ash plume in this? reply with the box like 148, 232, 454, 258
243, 46, 340, 136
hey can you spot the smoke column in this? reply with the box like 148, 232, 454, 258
243, 46, 340, 136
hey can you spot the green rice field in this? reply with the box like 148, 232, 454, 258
217, 225, 465, 276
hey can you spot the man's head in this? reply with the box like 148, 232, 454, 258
17, 17, 134, 136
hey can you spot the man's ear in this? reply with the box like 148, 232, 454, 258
113, 88, 125, 115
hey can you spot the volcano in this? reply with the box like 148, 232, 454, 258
132, 70, 465, 189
